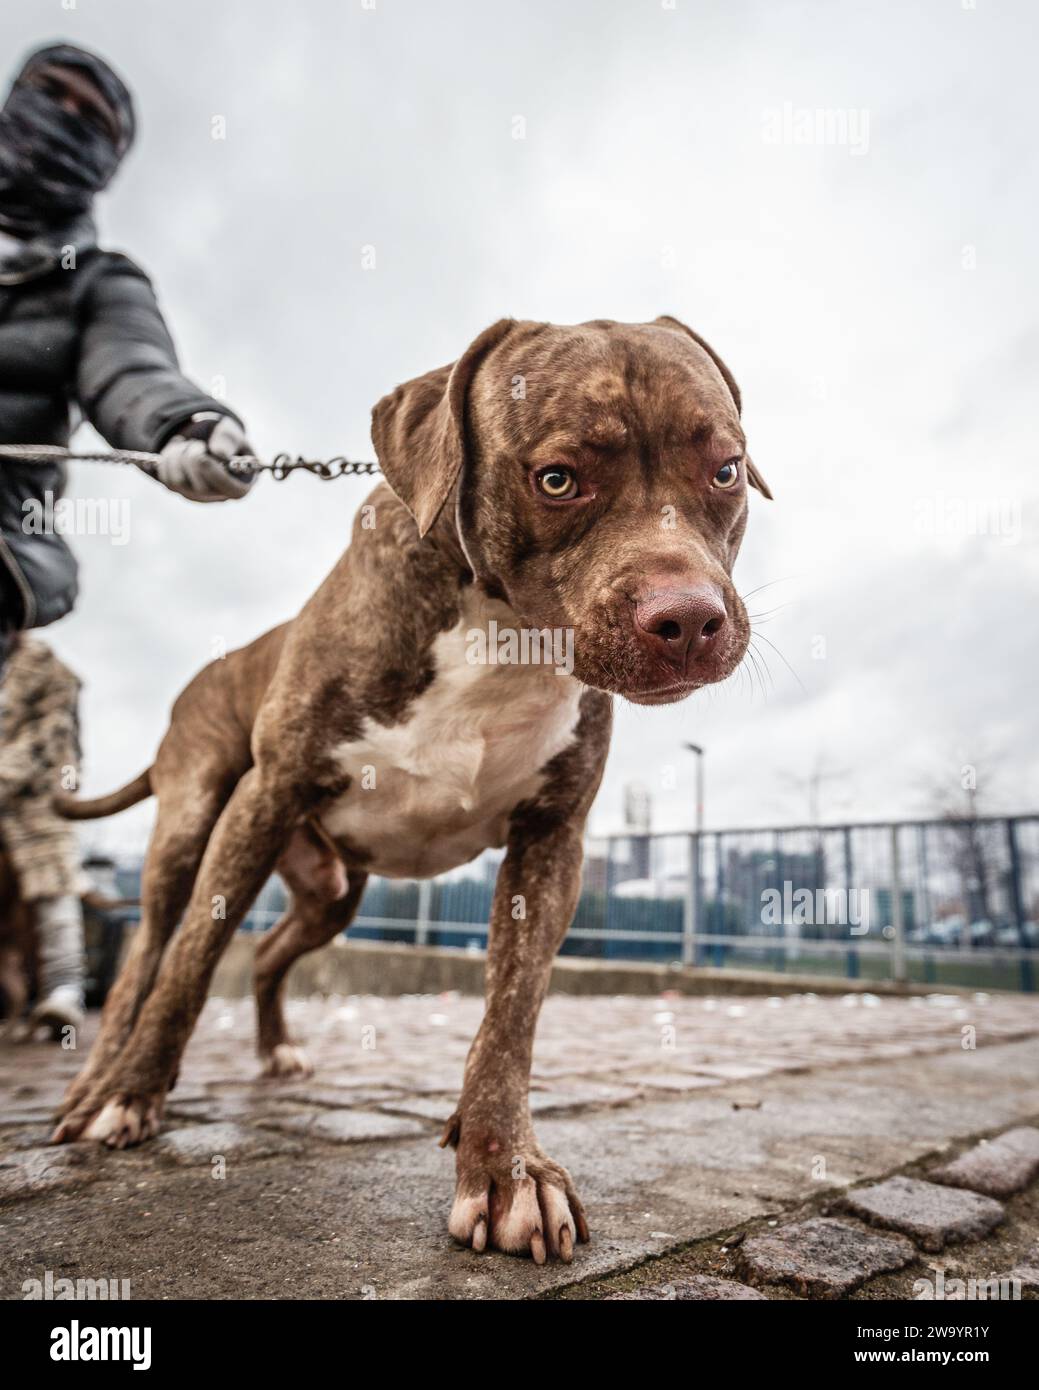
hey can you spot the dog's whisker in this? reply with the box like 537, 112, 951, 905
739, 575, 799, 604
751, 631, 806, 694
734, 655, 755, 702
747, 636, 775, 696
747, 645, 771, 701
757, 645, 777, 696
732, 646, 763, 703
747, 602, 789, 623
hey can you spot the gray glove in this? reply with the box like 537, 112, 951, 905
155, 413, 256, 502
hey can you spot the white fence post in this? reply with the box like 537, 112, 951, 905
415, 878, 433, 947
890, 824, 906, 983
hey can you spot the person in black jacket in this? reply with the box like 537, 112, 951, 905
0, 42, 255, 638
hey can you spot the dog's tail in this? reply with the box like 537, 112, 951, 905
55, 769, 153, 820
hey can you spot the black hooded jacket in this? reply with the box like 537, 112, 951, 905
0, 45, 241, 631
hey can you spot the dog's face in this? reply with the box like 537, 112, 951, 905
371, 317, 771, 705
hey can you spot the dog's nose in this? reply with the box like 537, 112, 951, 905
634, 585, 728, 672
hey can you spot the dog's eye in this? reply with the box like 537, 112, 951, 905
537, 467, 579, 500
712, 459, 741, 490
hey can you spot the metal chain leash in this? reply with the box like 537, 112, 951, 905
0, 443, 380, 481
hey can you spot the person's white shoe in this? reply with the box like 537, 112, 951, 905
27, 986, 85, 1041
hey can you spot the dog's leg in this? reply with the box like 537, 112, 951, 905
442, 822, 588, 1264
57, 783, 229, 1118
52, 767, 299, 1147
254, 869, 367, 1078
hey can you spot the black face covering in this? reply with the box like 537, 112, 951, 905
0, 43, 135, 237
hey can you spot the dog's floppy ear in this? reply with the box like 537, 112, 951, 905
371, 318, 516, 536
742, 455, 773, 501
653, 314, 773, 500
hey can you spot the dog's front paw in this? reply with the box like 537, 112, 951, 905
260, 1043, 314, 1080
56, 1064, 104, 1120
51, 1092, 163, 1149
443, 1114, 589, 1264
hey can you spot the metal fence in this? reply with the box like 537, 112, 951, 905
115, 814, 1039, 993
567, 815, 1039, 994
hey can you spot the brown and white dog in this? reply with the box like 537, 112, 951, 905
53, 315, 770, 1264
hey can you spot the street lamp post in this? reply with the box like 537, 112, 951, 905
684, 742, 705, 833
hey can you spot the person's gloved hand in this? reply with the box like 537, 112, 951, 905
155, 413, 256, 502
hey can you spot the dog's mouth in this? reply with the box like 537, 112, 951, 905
507, 580, 747, 703
573, 580, 749, 704
622, 679, 704, 707
576, 607, 746, 705
574, 640, 741, 705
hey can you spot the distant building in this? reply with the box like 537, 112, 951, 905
622, 782, 653, 882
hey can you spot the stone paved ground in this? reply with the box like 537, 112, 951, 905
2, 988, 1039, 1300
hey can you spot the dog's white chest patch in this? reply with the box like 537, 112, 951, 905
320, 593, 583, 878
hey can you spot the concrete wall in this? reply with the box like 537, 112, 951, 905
211, 933, 938, 1000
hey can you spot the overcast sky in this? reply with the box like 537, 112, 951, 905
3, 0, 1036, 853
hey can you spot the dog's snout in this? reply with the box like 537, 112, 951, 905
633, 585, 728, 672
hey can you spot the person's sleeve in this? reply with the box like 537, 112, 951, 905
0, 721, 43, 807
75, 253, 243, 454
0, 662, 77, 808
